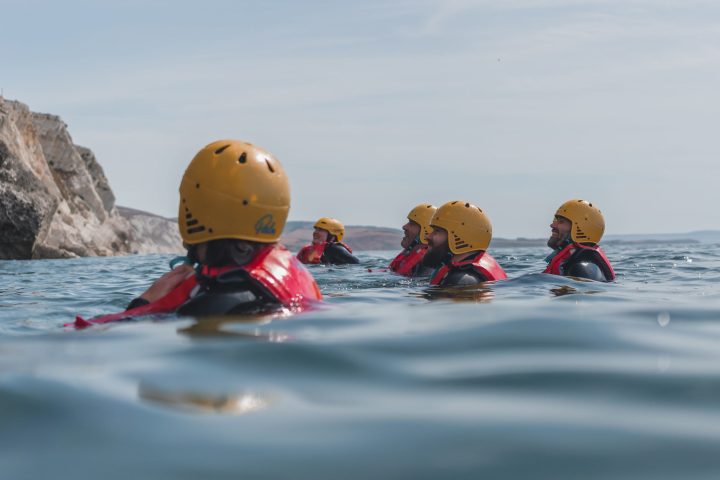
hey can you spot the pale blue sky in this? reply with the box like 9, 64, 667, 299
2, 0, 719, 237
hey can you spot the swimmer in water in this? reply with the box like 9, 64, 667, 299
296, 217, 360, 265
123, 140, 322, 316
544, 199, 616, 282
388, 203, 437, 277
423, 200, 507, 286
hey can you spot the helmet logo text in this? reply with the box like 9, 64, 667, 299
255, 214, 277, 235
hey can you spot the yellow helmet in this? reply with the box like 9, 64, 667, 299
407, 203, 437, 245
430, 200, 492, 254
314, 217, 345, 242
179, 140, 289, 244
555, 199, 605, 244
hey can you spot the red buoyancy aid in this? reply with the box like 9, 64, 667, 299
389, 244, 428, 276
71, 244, 322, 329
297, 242, 326, 264
543, 243, 616, 281
429, 251, 507, 286
296, 242, 353, 264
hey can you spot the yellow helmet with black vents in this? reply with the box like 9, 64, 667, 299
430, 200, 492, 254
407, 203, 437, 245
178, 140, 289, 244
314, 217, 345, 242
555, 199, 605, 244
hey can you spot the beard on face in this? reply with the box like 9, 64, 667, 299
400, 231, 415, 249
422, 241, 450, 268
547, 230, 570, 249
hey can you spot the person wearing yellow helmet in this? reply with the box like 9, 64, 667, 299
73, 140, 322, 327
423, 201, 507, 286
297, 217, 360, 265
389, 203, 437, 277
544, 199, 616, 282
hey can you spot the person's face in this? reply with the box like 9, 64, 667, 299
312, 228, 329, 244
547, 216, 572, 249
401, 221, 421, 249
422, 227, 450, 268
426, 227, 448, 249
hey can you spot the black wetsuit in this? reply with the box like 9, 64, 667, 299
411, 262, 435, 278
322, 242, 360, 265
556, 247, 611, 282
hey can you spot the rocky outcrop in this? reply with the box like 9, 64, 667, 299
0, 97, 182, 259
117, 207, 183, 254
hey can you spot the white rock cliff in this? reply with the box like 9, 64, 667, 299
0, 97, 182, 259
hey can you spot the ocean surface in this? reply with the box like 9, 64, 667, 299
2, 243, 720, 479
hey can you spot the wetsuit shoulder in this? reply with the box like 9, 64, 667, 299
565, 251, 609, 282
441, 267, 488, 286
322, 243, 360, 265
177, 269, 280, 316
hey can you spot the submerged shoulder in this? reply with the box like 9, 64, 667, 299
565, 259, 608, 282
442, 268, 487, 286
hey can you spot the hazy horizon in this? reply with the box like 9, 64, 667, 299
3, 0, 719, 237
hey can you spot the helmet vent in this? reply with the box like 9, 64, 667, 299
238, 152, 247, 164
185, 209, 206, 235
265, 158, 275, 173
576, 227, 587, 239
454, 233, 469, 250
215, 145, 230, 155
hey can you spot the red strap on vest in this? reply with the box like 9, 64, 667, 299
430, 251, 507, 286
72, 244, 322, 328
389, 244, 428, 276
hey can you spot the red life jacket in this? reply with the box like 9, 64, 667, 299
297, 242, 326, 264
296, 242, 353, 264
543, 243, 616, 281
430, 251, 507, 286
71, 244, 322, 328
389, 244, 428, 276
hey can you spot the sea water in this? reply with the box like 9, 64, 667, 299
1, 244, 720, 479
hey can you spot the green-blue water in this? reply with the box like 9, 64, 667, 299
2, 244, 720, 479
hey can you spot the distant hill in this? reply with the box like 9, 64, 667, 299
281, 224, 720, 251
283, 223, 545, 251
281, 222, 402, 251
